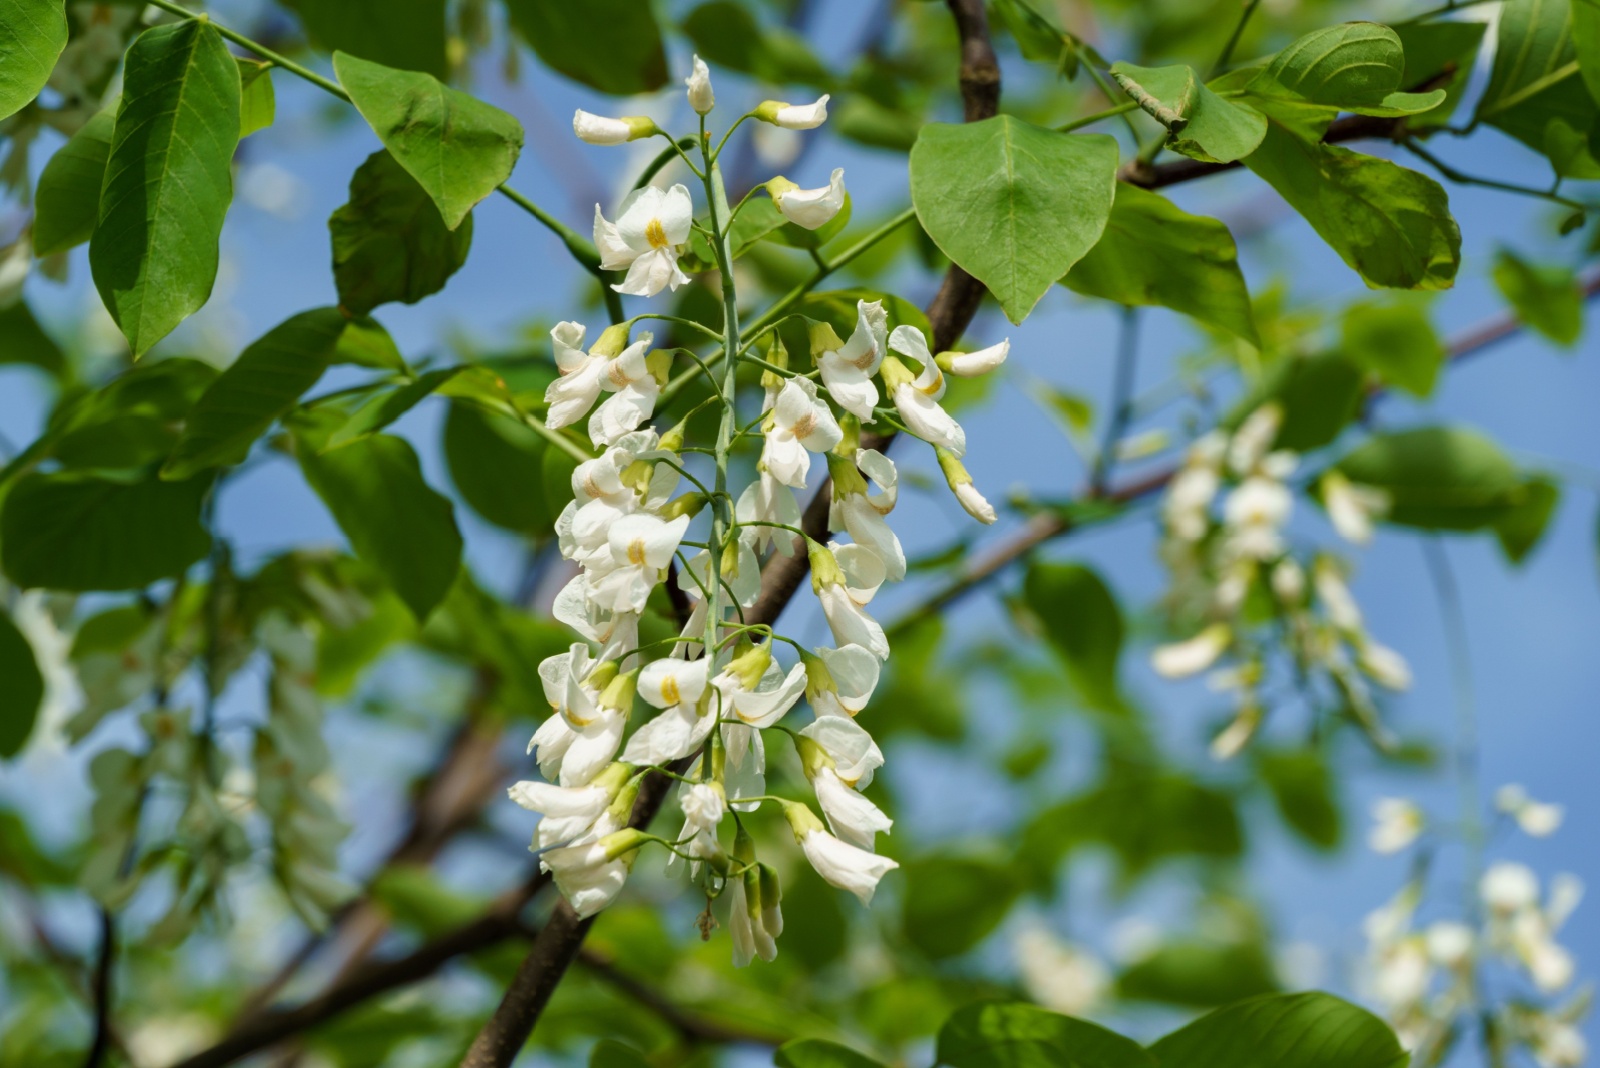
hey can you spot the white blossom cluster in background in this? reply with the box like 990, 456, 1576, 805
508, 59, 1009, 964
1362, 787, 1590, 1067
1149, 403, 1411, 757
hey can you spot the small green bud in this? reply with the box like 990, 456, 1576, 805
658, 414, 690, 454
833, 411, 861, 457
761, 333, 789, 393
878, 354, 915, 392
733, 819, 757, 865
591, 322, 633, 358
757, 863, 783, 930
826, 450, 870, 499
807, 539, 843, 592
806, 317, 845, 357
781, 800, 827, 841
727, 642, 772, 692
599, 667, 639, 712
659, 491, 708, 521
586, 660, 620, 692
645, 348, 673, 386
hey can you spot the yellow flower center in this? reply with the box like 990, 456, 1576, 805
627, 538, 648, 566
645, 217, 670, 249
661, 675, 680, 705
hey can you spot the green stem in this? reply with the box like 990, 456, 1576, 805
1083, 62, 1145, 144
700, 122, 742, 673
1210, 0, 1263, 77
657, 207, 917, 408
1057, 99, 1142, 133
1402, 137, 1588, 210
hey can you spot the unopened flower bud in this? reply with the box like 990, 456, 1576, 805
826, 450, 871, 499
767, 169, 846, 230
936, 339, 1010, 376
685, 54, 714, 115
659, 491, 708, 521
781, 799, 828, 840
573, 110, 660, 146
806, 539, 844, 592
755, 94, 830, 130
936, 448, 997, 524
598, 667, 639, 712
806, 318, 845, 358
726, 642, 772, 692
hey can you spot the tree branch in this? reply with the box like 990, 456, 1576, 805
892, 268, 1600, 621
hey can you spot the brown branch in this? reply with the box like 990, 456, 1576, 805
894, 268, 1600, 621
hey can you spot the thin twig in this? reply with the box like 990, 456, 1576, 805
81, 909, 116, 1068
1089, 307, 1140, 495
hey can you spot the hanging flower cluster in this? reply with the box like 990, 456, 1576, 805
512, 59, 1007, 964
1149, 403, 1410, 757
1360, 786, 1588, 1066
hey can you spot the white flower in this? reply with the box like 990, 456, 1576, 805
770, 169, 845, 230
1222, 474, 1293, 559
784, 803, 897, 905
1369, 798, 1425, 854
737, 471, 802, 556
685, 54, 714, 114
552, 578, 639, 663
673, 541, 762, 658
804, 644, 881, 718
588, 336, 660, 447
573, 110, 657, 145
727, 862, 782, 966
621, 657, 713, 765
935, 447, 996, 524
1312, 558, 1364, 634
828, 448, 904, 581
1271, 558, 1306, 604
761, 377, 843, 488
680, 781, 727, 835
1163, 432, 1226, 540
1424, 921, 1474, 969
1532, 1020, 1588, 1068
759, 94, 830, 129
545, 321, 608, 430
714, 646, 809, 729
530, 647, 627, 786
1228, 404, 1283, 475
886, 327, 965, 455
1015, 925, 1111, 1017
542, 827, 647, 918
585, 513, 691, 615
509, 762, 631, 851
938, 339, 1010, 377
1151, 623, 1231, 679
810, 766, 891, 849
10, 591, 84, 751
1322, 471, 1389, 546
1496, 783, 1565, 837
811, 542, 890, 660
1357, 641, 1412, 691
1482, 862, 1541, 913
798, 713, 884, 784
1372, 937, 1432, 1009
594, 184, 693, 297
1209, 702, 1262, 761
815, 300, 887, 422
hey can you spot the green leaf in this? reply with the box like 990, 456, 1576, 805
992, 0, 1082, 76
443, 399, 558, 536
776, 1039, 888, 1068
1474, 0, 1600, 179
1495, 475, 1560, 564
681, 2, 830, 89
89, 20, 241, 357
901, 855, 1022, 959
281, 0, 447, 78
334, 51, 524, 231
1022, 562, 1123, 712
910, 117, 1118, 324
1252, 22, 1443, 115
1491, 248, 1583, 347
1147, 992, 1407, 1068
33, 106, 115, 257
1065, 184, 1258, 345
330, 150, 474, 316
1118, 940, 1280, 1008
1242, 118, 1460, 291
936, 1002, 1154, 1068
1342, 299, 1443, 397
0, 0, 67, 121
591, 1040, 652, 1068
295, 432, 462, 621
44, 358, 217, 470
1233, 353, 1365, 453
508, 0, 669, 95
0, 611, 44, 758
0, 300, 64, 374
1, 472, 212, 591
334, 315, 409, 372
162, 308, 349, 480
1576, 0, 1600, 103
1255, 748, 1342, 850
237, 58, 275, 137
326, 368, 463, 450
1109, 63, 1266, 164
1394, 20, 1489, 129
1335, 426, 1527, 531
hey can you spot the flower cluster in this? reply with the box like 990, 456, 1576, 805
1150, 404, 1409, 756
1361, 787, 1588, 1066
510, 59, 1007, 963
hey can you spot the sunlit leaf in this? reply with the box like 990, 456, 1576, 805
1474, 0, 1600, 178
1341, 298, 1444, 397
282, 0, 447, 78
508, 0, 670, 95
0, 0, 68, 121
1110, 62, 1266, 163
335, 51, 523, 230
1335, 426, 1527, 531
911, 117, 1118, 324
32, 105, 115, 257
1491, 248, 1583, 347
776, 1038, 887, 1068
901, 854, 1021, 959
1147, 992, 1407, 1068
937, 1002, 1154, 1068
1022, 562, 1124, 712
90, 19, 241, 357
1495, 475, 1560, 564
237, 58, 276, 137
